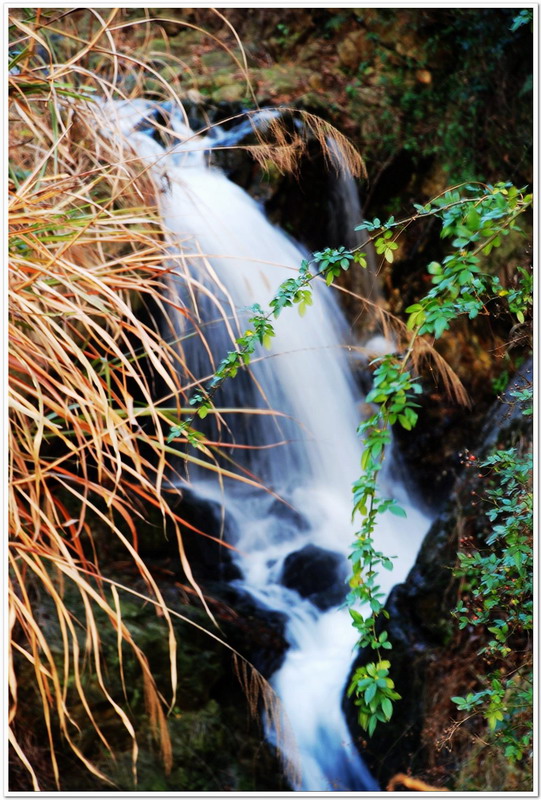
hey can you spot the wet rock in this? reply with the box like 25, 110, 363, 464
479, 358, 532, 451
174, 490, 242, 582
267, 498, 311, 533
280, 544, 349, 610
137, 489, 242, 583
254, 65, 312, 97
212, 584, 289, 677
200, 50, 234, 70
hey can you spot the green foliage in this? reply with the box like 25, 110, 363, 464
346, 352, 424, 733
340, 9, 532, 183
269, 259, 313, 316
347, 660, 400, 736
374, 230, 398, 263
500, 266, 533, 324
491, 369, 510, 396
347, 182, 531, 739
510, 10, 533, 32
313, 246, 353, 285
364, 358, 422, 428
167, 421, 206, 447
451, 393, 533, 763
358, 183, 532, 337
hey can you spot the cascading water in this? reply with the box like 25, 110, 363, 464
98, 100, 432, 791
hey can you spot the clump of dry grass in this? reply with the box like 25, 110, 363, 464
9, 66, 181, 793
8, 9, 286, 789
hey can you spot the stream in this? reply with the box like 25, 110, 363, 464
98, 99, 432, 792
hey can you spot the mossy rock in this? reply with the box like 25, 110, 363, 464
254, 65, 312, 97
10, 582, 290, 792
146, 37, 168, 52
200, 50, 236, 70
211, 84, 248, 103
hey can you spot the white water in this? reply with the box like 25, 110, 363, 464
99, 100, 432, 791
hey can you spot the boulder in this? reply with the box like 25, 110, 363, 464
280, 544, 349, 610
267, 497, 311, 535
211, 84, 246, 104
136, 488, 242, 583
212, 584, 290, 677
174, 490, 242, 582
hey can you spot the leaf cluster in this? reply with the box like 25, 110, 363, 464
347, 661, 401, 737
313, 246, 353, 285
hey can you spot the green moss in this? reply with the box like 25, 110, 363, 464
211, 84, 247, 103
200, 51, 235, 70
254, 65, 312, 96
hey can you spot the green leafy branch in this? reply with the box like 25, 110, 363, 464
346, 353, 423, 735
346, 181, 532, 738
347, 660, 400, 736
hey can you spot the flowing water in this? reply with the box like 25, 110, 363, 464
99, 100, 432, 791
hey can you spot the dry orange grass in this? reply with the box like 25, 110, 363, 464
8, 9, 282, 789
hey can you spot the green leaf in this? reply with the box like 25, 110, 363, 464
381, 697, 393, 719
364, 683, 377, 704
466, 208, 481, 230
398, 414, 412, 430
388, 504, 407, 518
361, 447, 372, 471
434, 316, 448, 339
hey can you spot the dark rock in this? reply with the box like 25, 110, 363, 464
174, 490, 242, 582
479, 358, 533, 451
268, 498, 311, 533
136, 489, 242, 583
280, 544, 349, 610
210, 584, 289, 678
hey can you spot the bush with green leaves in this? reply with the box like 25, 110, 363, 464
451, 398, 533, 763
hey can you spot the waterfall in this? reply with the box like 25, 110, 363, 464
98, 100, 432, 792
